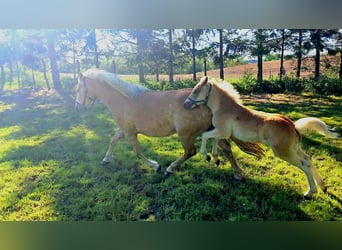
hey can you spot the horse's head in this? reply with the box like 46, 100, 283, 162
183, 76, 212, 110
75, 73, 96, 112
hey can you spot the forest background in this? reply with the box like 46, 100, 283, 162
1, 29, 342, 98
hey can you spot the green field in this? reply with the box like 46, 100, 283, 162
0, 89, 341, 221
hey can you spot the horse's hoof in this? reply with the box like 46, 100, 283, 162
206, 155, 211, 162
164, 171, 174, 177
155, 165, 161, 174
101, 160, 110, 165
322, 186, 328, 193
215, 159, 220, 166
303, 194, 313, 200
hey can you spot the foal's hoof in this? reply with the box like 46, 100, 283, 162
101, 160, 110, 165
206, 155, 211, 162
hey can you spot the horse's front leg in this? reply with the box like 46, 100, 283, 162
102, 130, 124, 165
165, 135, 197, 175
126, 133, 161, 172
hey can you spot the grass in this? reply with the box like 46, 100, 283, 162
0, 89, 341, 221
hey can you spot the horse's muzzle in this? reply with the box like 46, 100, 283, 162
183, 98, 194, 110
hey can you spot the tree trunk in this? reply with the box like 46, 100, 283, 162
191, 30, 196, 81
314, 48, 320, 80
168, 29, 174, 83
42, 59, 51, 90
136, 32, 145, 83
204, 58, 207, 76
339, 50, 342, 79
72, 39, 77, 85
256, 29, 264, 84
279, 29, 285, 80
0, 64, 4, 91
257, 54, 263, 84
219, 29, 224, 80
47, 33, 73, 105
16, 61, 21, 89
296, 29, 303, 78
9, 60, 13, 88
31, 67, 36, 89
155, 60, 160, 82
91, 29, 100, 68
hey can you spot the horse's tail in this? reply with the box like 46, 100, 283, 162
294, 117, 338, 139
230, 137, 265, 159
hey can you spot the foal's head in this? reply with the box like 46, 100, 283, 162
183, 76, 212, 110
75, 73, 96, 112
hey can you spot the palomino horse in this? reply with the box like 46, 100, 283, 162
75, 69, 264, 177
184, 76, 337, 199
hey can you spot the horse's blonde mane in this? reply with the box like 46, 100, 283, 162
210, 79, 242, 104
83, 69, 148, 98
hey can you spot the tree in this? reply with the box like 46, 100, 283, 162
168, 29, 174, 83
0, 42, 10, 91
147, 31, 168, 82
251, 29, 269, 84
218, 29, 224, 79
85, 29, 100, 68
326, 30, 342, 79
182, 29, 208, 80
46, 31, 73, 104
308, 29, 339, 80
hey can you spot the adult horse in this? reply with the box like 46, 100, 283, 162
75, 69, 264, 177
184, 76, 338, 199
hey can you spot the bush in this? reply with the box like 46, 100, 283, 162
304, 76, 342, 95
233, 73, 341, 95
143, 79, 197, 91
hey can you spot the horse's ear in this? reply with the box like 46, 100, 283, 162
200, 76, 208, 84
79, 72, 84, 80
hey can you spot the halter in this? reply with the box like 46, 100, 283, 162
187, 83, 212, 107
76, 77, 95, 109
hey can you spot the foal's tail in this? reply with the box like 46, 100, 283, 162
230, 137, 265, 159
294, 117, 338, 139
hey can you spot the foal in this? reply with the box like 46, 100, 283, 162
184, 77, 331, 199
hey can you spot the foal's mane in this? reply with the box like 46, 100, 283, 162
83, 69, 149, 98
210, 79, 242, 104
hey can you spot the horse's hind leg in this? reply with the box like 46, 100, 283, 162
217, 139, 243, 180
102, 130, 124, 165
297, 148, 327, 192
272, 145, 317, 199
126, 133, 161, 172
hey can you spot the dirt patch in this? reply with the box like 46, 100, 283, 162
131, 54, 340, 81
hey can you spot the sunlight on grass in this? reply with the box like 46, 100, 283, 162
0, 90, 341, 221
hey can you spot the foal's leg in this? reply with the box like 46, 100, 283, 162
200, 128, 227, 158
297, 148, 327, 192
272, 145, 317, 199
102, 130, 124, 165
126, 133, 161, 172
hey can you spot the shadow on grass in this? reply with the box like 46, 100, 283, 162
1, 90, 340, 221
